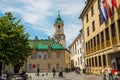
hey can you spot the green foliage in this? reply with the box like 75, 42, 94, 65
0, 12, 33, 67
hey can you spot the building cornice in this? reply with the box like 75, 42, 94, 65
79, 0, 92, 19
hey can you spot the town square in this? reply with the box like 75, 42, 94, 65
0, 0, 120, 80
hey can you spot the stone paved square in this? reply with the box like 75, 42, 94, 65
27, 72, 103, 80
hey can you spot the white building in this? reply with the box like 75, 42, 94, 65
69, 29, 85, 70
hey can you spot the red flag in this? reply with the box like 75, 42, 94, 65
104, 0, 111, 18
32, 64, 36, 68
112, 0, 118, 9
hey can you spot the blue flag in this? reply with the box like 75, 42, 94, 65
98, 4, 105, 23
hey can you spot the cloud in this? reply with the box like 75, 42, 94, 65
0, 0, 86, 48
64, 24, 82, 47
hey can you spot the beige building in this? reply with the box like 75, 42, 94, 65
80, 0, 120, 74
69, 29, 85, 70
26, 38, 71, 72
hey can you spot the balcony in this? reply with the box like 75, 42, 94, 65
97, 44, 100, 51
91, 47, 93, 53
101, 42, 105, 49
106, 40, 111, 47
94, 46, 96, 52
86, 49, 90, 55
112, 36, 117, 45
86, 49, 89, 55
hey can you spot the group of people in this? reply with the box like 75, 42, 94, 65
52, 67, 63, 78
36, 67, 64, 78
102, 65, 113, 80
75, 67, 81, 74
0, 69, 27, 80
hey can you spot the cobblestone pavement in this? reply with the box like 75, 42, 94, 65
27, 72, 103, 80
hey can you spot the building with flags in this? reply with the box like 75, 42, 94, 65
26, 38, 71, 72
79, 0, 120, 74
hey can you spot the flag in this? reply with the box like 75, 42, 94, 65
98, 4, 106, 23
42, 52, 47, 59
104, 0, 111, 18
38, 53, 42, 59
112, 0, 118, 9
101, 0, 109, 19
37, 52, 46, 59
32, 64, 36, 68
107, 0, 114, 15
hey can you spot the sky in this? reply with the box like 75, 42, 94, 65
0, 0, 86, 48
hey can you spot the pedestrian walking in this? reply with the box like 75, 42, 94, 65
107, 65, 113, 80
102, 66, 106, 80
37, 68, 40, 76
59, 67, 63, 78
52, 67, 56, 78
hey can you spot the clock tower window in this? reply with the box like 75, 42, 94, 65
58, 25, 61, 32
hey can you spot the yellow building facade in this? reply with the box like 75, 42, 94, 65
80, 0, 120, 74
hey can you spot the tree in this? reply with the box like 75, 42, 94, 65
0, 12, 33, 73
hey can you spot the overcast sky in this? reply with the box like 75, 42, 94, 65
0, 0, 86, 48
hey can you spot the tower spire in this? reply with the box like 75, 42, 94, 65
58, 11, 60, 15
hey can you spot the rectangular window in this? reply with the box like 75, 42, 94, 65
111, 23, 116, 37
87, 59, 89, 66
80, 57, 82, 64
31, 53, 37, 59
94, 37, 96, 46
89, 58, 91, 66
48, 64, 51, 70
99, 15, 102, 25
91, 39, 93, 49
29, 64, 32, 70
86, 42, 88, 50
92, 57, 94, 67
87, 27, 89, 36
80, 48, 82, 53
57, 53, 60, 59
88, 41, 90, 50
91, 6, 94, 16
78, 58, 79, 65
103, 55, 106, 66
86, 13, 88, 22
95, 57, 97, 67
76, 61, 77, 65
105, 28, 110, 40
101, 31, 104, 42
56, 63, 59, 70
48, 53, 51, 59
80, 38, 81, 43
92, 21, 95, 32
97, 34, 100, 45
37, 64, 39, 68
99, 56, 102, 66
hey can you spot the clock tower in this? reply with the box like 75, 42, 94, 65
53, 12, 66, 48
